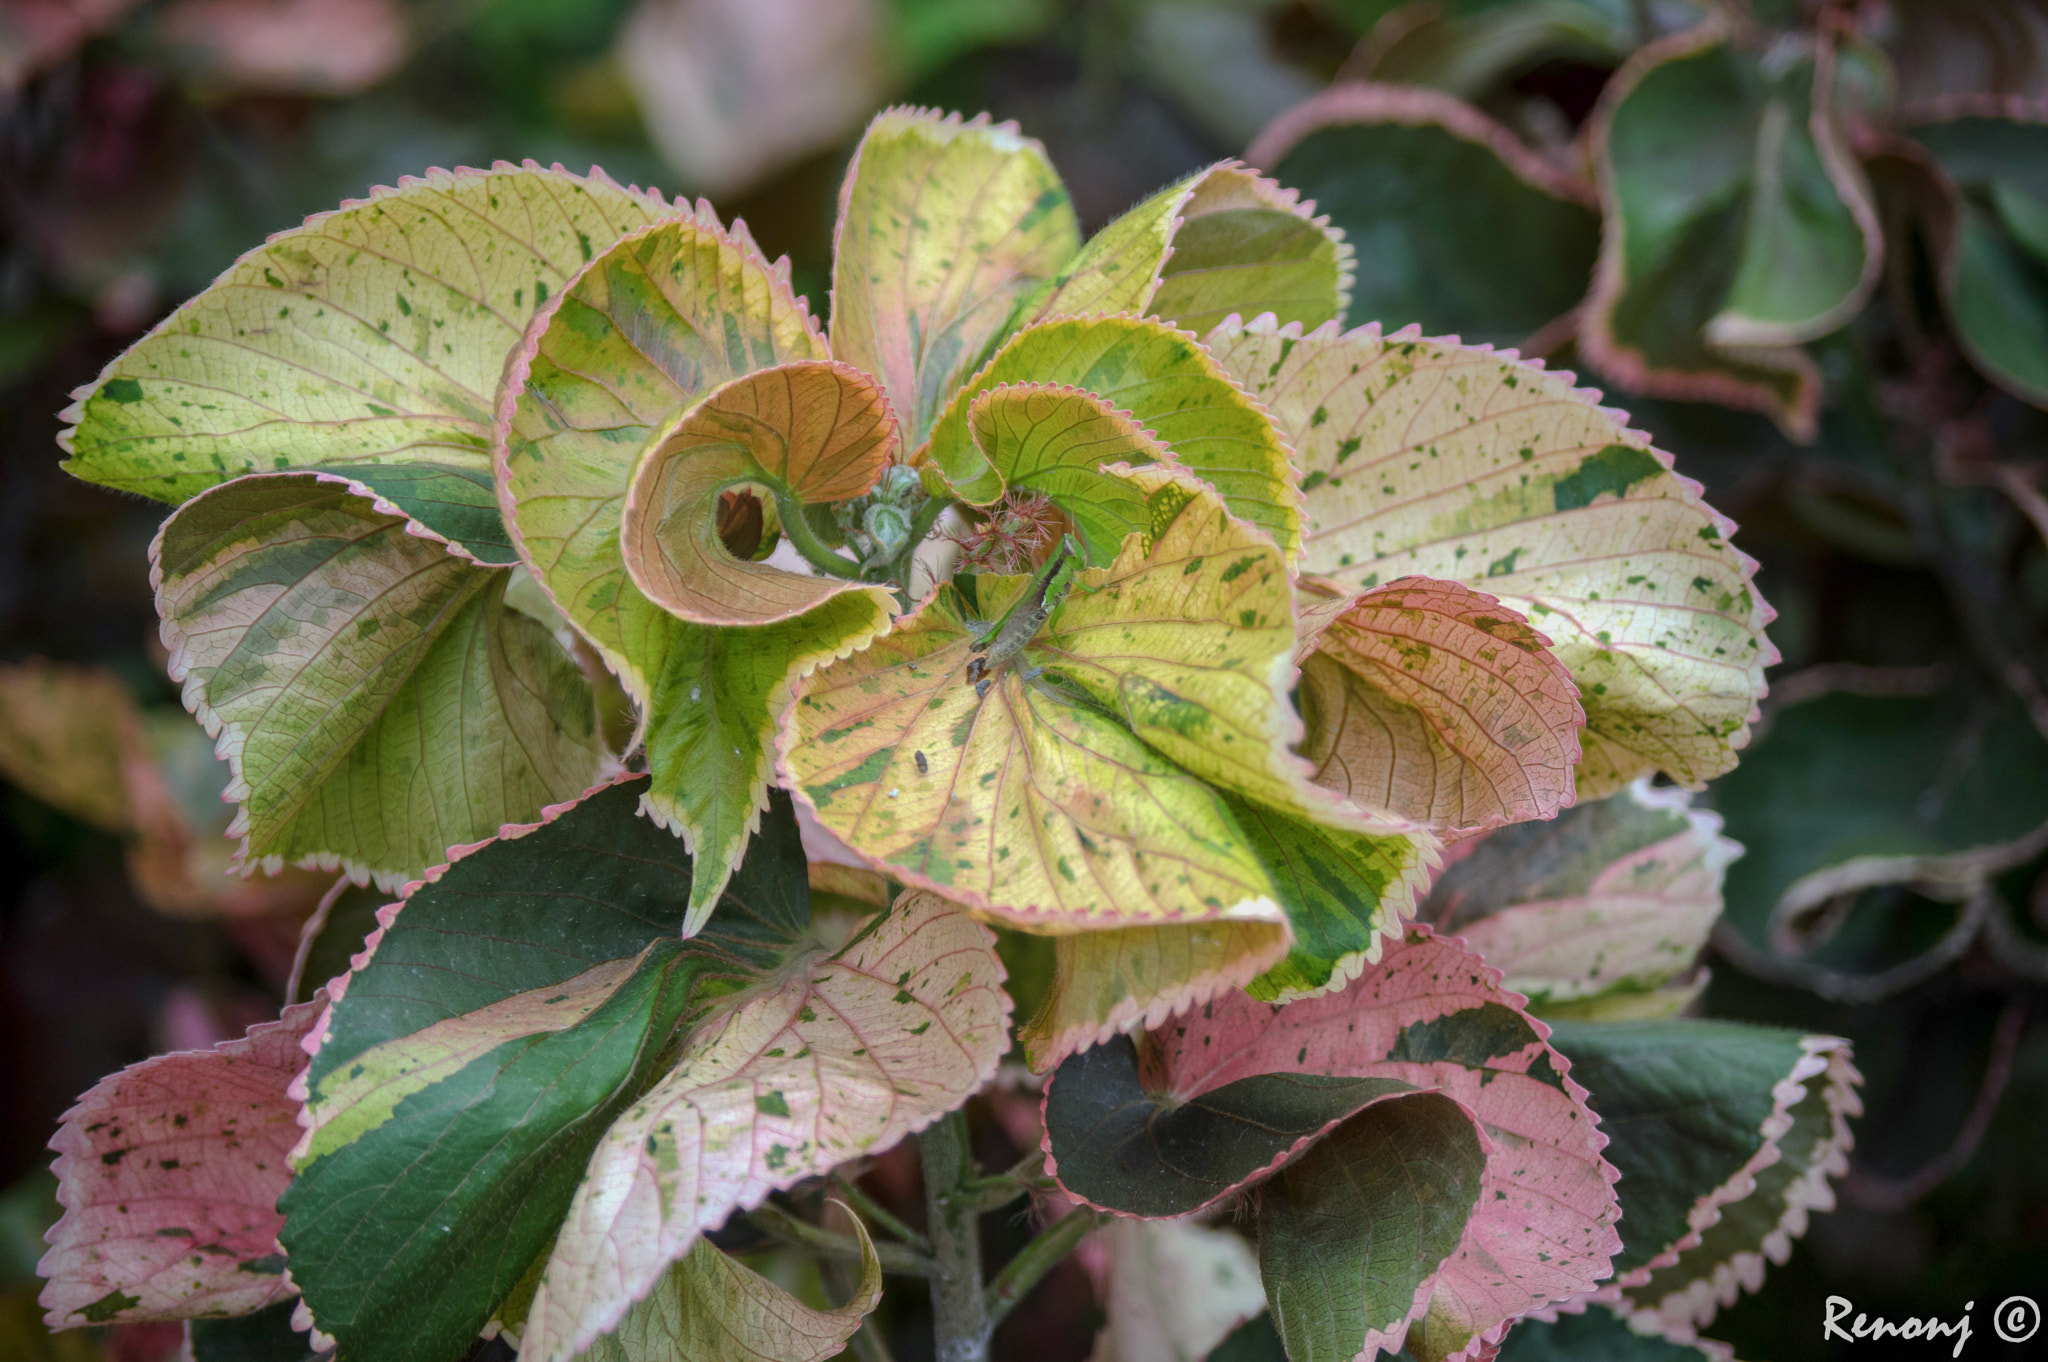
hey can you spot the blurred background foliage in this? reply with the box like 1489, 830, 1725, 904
3, 0, 2046, 1358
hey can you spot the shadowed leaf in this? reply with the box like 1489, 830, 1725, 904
39, 1000, 323, 1326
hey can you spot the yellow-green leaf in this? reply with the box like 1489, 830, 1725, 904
498, 211, 891, 922
622, 361, 895, 625
1014, 162, 1353, 338
923, 314, 1302, 559
65, 163, 676, 504
153, 472, 605, 889
571, 1230, 880, 1362
963, 383, 1166, 565
830, 107, 1080, 447
1205, 315, 1774, 797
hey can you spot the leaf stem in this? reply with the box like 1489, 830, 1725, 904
921, 1110, 991, 1362
889, 491, 957, 597
775, 490, 865, 580
983, 1207, 1100, 1331
953, 1150, 1050, 1213
747, 1201, 935, 1278
831, 1172, 932, 1253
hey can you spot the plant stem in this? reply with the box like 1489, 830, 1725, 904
984, 1208, 1100, 1331
920, 1110, 991, 1362
832, 1172, 932, 1253
774, 490, 865, 579
888, 492, 956, 598
953, 1150, 1049, 1213
746, 1202, 936, 1278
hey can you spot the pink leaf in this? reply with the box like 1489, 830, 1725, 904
39, 999, 323, 1328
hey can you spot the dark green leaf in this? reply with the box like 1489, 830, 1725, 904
315, 464, 519, 565
188, 1301, 327, 1362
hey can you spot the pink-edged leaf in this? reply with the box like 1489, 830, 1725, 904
39, 1000, 323, 1327
518, 890, 1009, 1362
1425, 779, 1736, 1016
1048, 928, 1622, 1362
1296, 575, 1584, 834
621, 359, 896, 627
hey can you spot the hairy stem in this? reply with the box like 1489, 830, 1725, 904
832, 1172, 932, 1253
746, 1201, 935, 1278
774, 490, 865, 580
921, 1110, 991, 1362
985, 1207, 1100, 1332
954, 1150, 1050, 1213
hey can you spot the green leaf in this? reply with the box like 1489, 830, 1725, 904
829, 107, 1079, 447
1583, 26, 1881, 438
1248, 83, 1601, 346
571, 1229, 880, 1362
1013, 163, 1352, 339
621, 361, 895, 625
187, 1302, 324, 1362
498, 210, 891, 922
1909, 112, 2048, 407
153, 472, 605, 889
307, 463, 519, 565
1497, 1303, 1736, 1361
1713, 681, 2048, 958
1295, 575, 1585, 834
1204, 315, 1775, 798
1259, 1094, 1488, 1362
1545, 1020, 1859, 1337
281, 778, 815, 1362
522, 891, 1006, 1360
923, 315, 1303, 560
1041, 1033, 1418, 1218
1228, 793, 1436, 1004
62, 163, 676, 505
1424, 779, 1735, 1014
962, 384, 1169, 566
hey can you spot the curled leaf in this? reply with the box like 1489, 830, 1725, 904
39, 999, 322, 1327
1204, 314, 1775, 799
1546, 1021, 1860, 1340
1581, 24, 1881, 438
1296, 575, 1585, 834
153, 472, 606, 889
923, 314, 1302, 561
1425, 779, 1736, 1014
63, 162, 674, 505
1015, 162, 1353, 338
964, 383, 1168, 565
830, 107, 1080, 446
622, 360, 895, 625
498, 210, 891, 919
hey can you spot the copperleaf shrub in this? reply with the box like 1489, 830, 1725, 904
35, 104, 1852, 1362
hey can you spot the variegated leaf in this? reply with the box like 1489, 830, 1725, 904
39, 1000, 322, 1327
521, 890, 1007, 1361
1547, 1021, 1860, 1342
1015, 163, 1353, 338
621, 361, 895, 626
922, 314, 1302, 559
497, 210, 891, 923
63, 163, 676, 506
1425, 779, 1736, 1015
963, 383, 1170, 566
829, 107, 1080, 446
1204, 315, 1775, 799
1047, 928, 1623, 1362
1295, 575, 1584, 834
153, 471, 605, 889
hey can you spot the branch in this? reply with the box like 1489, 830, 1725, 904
773, 489, 865, 580
746, 1201, 935, 1278
984, 1208, 1101, 1331
831, 1172, 931, 1254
